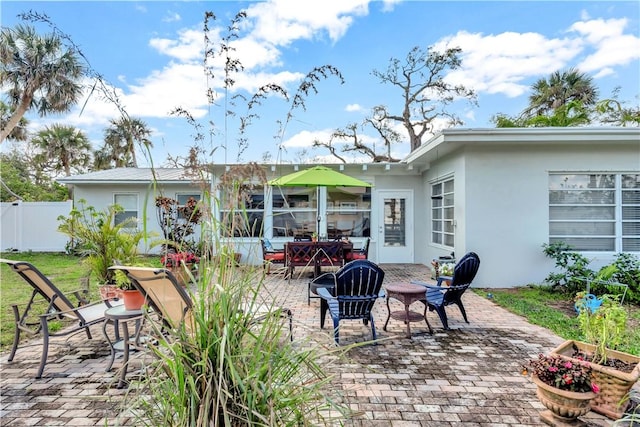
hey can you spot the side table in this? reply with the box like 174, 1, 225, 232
102, 305, 144, 388
383, 282, 432, 338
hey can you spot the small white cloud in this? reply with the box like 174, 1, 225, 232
281, 129, 332, 148
247, 0, 370, 46
568, 18, 640, 74
149, 28, 204, 62
163, 12, 181, 23
380, 0, 401, 13
345, 103, 362, 112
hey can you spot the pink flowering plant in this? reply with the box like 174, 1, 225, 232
525, 353, 600, 393
161, 251, 200, 268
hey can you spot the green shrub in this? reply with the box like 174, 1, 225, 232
57, 200, 150, 285
542, 242, 594, 294
542, 242, 640, 304
610, 253, 640, 304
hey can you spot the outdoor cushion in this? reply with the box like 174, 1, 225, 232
265, 252, 285, 261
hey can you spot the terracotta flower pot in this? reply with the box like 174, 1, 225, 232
551, 339, 640, 420
532, 374, 596, 424
122, 289, 145, 310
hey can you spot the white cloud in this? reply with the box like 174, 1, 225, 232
434, 30, 583, 98
149, 28, 204, 62
246, 0, 369, 46
163, 11, 181, 23
568, 18, 640, 74
281, 129, 331, 148
345, 103, 362, 112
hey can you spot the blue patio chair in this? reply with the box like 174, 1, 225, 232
412, 252, 480, 330
316, 259, 385, 344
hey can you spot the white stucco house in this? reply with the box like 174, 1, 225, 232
58, 127, 640, 288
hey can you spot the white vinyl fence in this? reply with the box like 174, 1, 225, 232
1, 201, 72, 252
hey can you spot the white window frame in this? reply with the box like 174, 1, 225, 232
219, 186, 265, 237
431, 176, 454, 249
113, 193, 139, 229
548, 172, 640, 252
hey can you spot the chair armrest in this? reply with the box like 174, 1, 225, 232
410, 280, 444, 291
311, 272, 336, 284
316, 287, 336, 301
38, 299, 111, 320
436, 276, 452, 286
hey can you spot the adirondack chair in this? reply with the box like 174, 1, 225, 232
1, 258, 122, 378
412, 252, 480, 330
316, 259, 385, 344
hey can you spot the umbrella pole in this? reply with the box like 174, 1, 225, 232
316, 186, 321, 237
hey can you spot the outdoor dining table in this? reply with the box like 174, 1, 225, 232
285, 240, 353, 278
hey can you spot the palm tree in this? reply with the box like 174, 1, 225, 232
525, 100, 591, 127
0, 24, 85, 143
524, 68, 598, 118
96, 117, 153, 168
0, 101, 29, 142
31, 124, 91, 177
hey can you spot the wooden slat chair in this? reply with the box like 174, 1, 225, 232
345, 237, 370, 261
412, 251, 480, 330
316, 259, 386, 344
1, 258, 122, 378
285, 242, 315, 281
315, 241, 344, 270
260, 239, 285, 274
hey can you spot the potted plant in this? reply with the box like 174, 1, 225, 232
113, 270, 145, 311
57, 200, 150, 300
524, 353, 600, 424
551, 293, 640, 419
161, 251, 199, 286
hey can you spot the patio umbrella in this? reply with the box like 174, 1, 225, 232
268, 166, 372, 235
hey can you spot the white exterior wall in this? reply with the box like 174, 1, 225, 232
1, 201, 73, 252
72, 183, 204, 254
462, 142, 640, 288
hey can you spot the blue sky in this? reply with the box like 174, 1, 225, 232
2, 0, 639, 167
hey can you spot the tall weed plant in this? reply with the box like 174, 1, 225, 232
121, 176, 352, 426
116, 9, 352, 426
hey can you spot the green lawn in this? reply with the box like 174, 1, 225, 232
0, 252, 161, 351
474, 286, 640, 356
0, 253, 90, 350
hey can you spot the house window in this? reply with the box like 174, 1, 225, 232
549, 173, 640, 252
272, 187, 316, 238
326, 187, 371, 239
220, 186, 264, 237
431, 178, 454, 248
176, 193, 202, 220
114, 193, 138, 228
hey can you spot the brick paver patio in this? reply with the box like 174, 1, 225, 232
1, 264, 616, 426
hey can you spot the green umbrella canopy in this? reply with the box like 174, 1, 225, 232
268, 166, 372, 188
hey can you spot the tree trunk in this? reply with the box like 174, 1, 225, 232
0, 96, 31, 144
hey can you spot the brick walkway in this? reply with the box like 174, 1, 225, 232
0, 264, 614, 426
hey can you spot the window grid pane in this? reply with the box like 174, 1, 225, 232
431, 177, 454, 249
549, 173, 640, 252
114, 194, 138, 228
